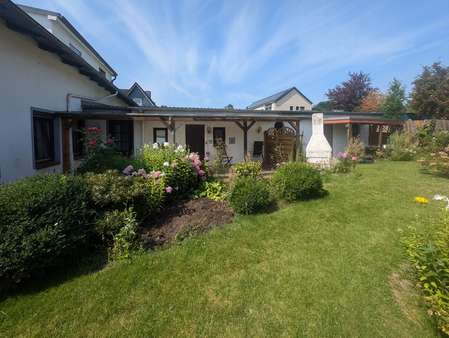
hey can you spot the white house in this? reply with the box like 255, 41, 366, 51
0, 1, 402, 183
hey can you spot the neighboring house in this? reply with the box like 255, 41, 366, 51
247, 87, 313, 111
119, 82, 156, 107
0, 0, 402, 183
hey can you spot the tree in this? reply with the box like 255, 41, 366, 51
410, 62, 449, 119
381, 79, 406, 117
313, 101, 334, 111
358, 90, 385, 112
326, 71, 375, 111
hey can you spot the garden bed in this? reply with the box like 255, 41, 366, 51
140, 198, 234, 248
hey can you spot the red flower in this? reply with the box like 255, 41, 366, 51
88, 139, 97, 146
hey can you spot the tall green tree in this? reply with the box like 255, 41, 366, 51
313, 101, 334, 111
326, 71, 375, 111
410, 62, 449, 119
381, 78, 406, 117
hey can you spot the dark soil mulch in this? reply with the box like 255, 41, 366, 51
140, 198, 234, 249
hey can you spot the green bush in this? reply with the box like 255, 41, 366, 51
229, 177, 274, 214
0, 175, 91, 285
109, 208, 141, 261
385, 132, 418, 161
95, 209, 132, 243
403, 214, 449, 335
84, 170, 165, 220
134, 144, 204, 195
195, 180, 228, 201
233, 161, 262, 178
77, 147, 129, 174
272, 162, 323, 201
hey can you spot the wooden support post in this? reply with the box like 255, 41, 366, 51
346, 123, 352, 144
377, 125, 383, 148
235, 120, 256, 161
141, 120, 145, 145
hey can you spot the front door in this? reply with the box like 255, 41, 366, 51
185, 124, 205, 158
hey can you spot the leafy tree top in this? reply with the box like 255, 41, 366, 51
411, 62, 449, 119
358, 90, 385, 112
326, 71, 375, 111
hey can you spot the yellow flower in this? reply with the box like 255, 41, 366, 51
414, 196, 429, 204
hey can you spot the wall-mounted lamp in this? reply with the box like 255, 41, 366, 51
207, 126, 212, 134
256, 126, 262, 134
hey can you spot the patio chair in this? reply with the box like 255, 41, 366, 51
215, 138, 233, 166
253, 141, 263, 160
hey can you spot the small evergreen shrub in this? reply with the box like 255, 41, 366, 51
272, 162, 323, 201
0, 175, 91, 285
233, 161, 262, 178
77, 147, 129, 174
229, 177, 274, 214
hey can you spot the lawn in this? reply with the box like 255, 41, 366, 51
1, 161, 448, 337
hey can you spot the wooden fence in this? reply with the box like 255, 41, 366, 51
403, 119, 449, 133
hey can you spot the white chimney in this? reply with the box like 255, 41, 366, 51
306, 113, 332, 167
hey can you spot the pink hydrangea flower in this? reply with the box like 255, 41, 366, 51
351, 156, 357, 161
204, 156, 209, 161
122, 165, 134, 175
137, 168, 147, 176
198, 169, 205, 176
165, 186, 173, 194
152, 171, 162, 179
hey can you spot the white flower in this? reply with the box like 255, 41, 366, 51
163, 142, 170, 147
163, 161, 169, 167
433, 195, 449, 210
160, 172, 166, 177
153, 142, 159, 149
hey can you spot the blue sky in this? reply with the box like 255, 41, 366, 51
18, 0, 449, 108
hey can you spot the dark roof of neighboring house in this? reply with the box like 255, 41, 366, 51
247, 87, 313, 109
0, 0, 135, 106
119, 82, 156, 106
17, 3, 117, 76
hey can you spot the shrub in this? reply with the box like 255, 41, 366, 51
84, 170, 165, 220
346, 137, 365, 158
418, 146, 449, 177
109, 208, 141, 261
95, 208, 133, 243
0, 175, 91, 285
385, 132, 418, 161
403, 214, 449, 335
134, 143, 205, 195
334, 152, 358, 173
195, 180, 228, 201
233, 161, 262, 178
272, 162, 323, 201
77, 147, 129, 174
229, 177, 274, 214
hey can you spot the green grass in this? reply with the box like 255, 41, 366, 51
1, 161, 448, 337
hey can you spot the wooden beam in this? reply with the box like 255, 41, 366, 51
234, 121, 245, 131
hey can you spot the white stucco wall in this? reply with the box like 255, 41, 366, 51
24, 10, 114, 80
134, 119, 313, 164
0, 22, 125, 183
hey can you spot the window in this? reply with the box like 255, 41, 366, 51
290, 106, 294, 111
264, 104, 272, 110
295, 106, 300, 110
213, 127, 226, 146
107, 120, 134, 156
69, 43, 82, 56
153, 128, 168, 144
33, 111, 58, 168
133, 97, 143, 106
300, 106, 305, 111
99, 68, 106, 77
72, 120, 85, 160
